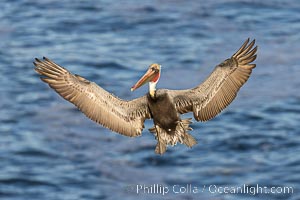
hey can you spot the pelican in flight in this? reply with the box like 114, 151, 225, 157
34, 38, 257, 154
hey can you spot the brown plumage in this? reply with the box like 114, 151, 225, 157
34, 38, 257, 154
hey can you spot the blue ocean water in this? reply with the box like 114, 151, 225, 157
1, 0, 300, 200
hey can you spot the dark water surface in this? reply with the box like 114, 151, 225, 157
1, 1, 300, 200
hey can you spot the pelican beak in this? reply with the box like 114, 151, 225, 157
131, 67, 158, 91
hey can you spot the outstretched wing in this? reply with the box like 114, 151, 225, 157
169, 38, 257, 121
34, 57, 151, 137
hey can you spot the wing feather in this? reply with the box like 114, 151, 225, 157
34, 57, 151, 137
170, 38, 257, 121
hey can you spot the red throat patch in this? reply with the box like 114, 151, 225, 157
152, 73, 160, 82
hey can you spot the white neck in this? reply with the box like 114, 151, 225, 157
149, 81, 157, 98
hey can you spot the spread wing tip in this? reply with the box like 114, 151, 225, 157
232, 38, 257, 69
34, 57, 67, 79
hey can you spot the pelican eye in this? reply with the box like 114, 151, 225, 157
151, 67, 159, 73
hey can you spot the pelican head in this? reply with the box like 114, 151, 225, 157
131, 63, 161, 97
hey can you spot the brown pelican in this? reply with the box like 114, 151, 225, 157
34, 38, 257, 154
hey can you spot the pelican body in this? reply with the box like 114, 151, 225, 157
34, 39, 257, 154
